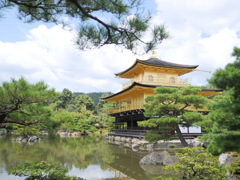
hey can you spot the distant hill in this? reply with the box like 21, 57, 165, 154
73, 92, 113, 106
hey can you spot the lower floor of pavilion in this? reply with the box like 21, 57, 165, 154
108, 109, 206, 139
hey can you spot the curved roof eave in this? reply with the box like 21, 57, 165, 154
114, 58, 199, 76
100, 83, 222, 100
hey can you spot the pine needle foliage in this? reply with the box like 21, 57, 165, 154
0, 0, 170, 54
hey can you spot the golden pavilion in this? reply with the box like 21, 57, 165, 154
101, 53, 221, 138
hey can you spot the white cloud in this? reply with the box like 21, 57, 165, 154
67, 165, 114, 180
1, 0, 240, 93
0, 25, 142, 93
152, 0, 240, 86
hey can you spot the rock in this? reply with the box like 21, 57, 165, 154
146, 144, 154, 148
71, 132, 81, 137
110, 136, 114, 141
131, 138, 141, 144
28, 136, 38, 142
120, 137, 126, 143
118, 142, 124, 147
192, 141, 203, 147
201, 141, 209, 148
219, 153, 233, 167
41, 130, 49, 135
226, 173, 238, 180
138, 140, 148, 145
114, 136, 120, 141
139, 151, 170, 165
11, 138, 16, 141
132, 143, 139, 151
102, 135, 108, 140
163, 155, 178, 166
0, 129, 7, 136
132, 143, 139, 149
28, 141, 34, 145
146, 144, 154, 152
59, 132, 68, 137
126, 138, 132, 143
16, 136, 25, 142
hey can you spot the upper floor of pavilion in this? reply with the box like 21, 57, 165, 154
115, 53, 199, 90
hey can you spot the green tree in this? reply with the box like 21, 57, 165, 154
0, 0, 169, 54
231, 46, 240, 60
200, 46, 240, 154
96, 95, 115, 129
153, 147, 229, 180
73, 94, 95, 112
75, 106, 96, 133
138, 86, 208, 147
8, 161, 86, 180
54, 88, 75, 110
0, 77, 56, 126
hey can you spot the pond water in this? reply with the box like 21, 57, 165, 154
0, 135, 175, 180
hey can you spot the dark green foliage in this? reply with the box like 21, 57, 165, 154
0, 0, 169, 54
209, 60, 240, 99
73, 94, 95, 112
51, 91, 113, 133
138, 86, 208, 147
232, 46, 240, 61
203, 47, 240, 154
143, 128, 176, 143
57, 88, 75, 109
0, 77, 56, 126
206, 134, 240, 155
153, 147, 229, 180
74, 92, 112, 107
8, 161, 86, 180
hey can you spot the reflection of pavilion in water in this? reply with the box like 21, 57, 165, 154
101, 144, 157, 180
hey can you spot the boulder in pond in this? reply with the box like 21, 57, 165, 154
132, 143, 139, 149
28, 136, 38, 142
139, 151, 170, 165
120, 137, 126, 143
0, 129, 7, 136
163, 155, 178, 166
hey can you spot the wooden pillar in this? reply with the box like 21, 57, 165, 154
131, 116, 133, 130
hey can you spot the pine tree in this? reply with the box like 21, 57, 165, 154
1, 0, 169, 54
138, 86, 208, 147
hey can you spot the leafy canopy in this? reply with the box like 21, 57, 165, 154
1, 0, 170, 54
0, 77, 56, 126
200, 46, 240, 154
139, 86, 208, 147
153, 147, 229, 180
8, 161, 86, 180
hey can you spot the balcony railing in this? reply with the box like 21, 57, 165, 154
108, 102, 209, 114
109, 129, 148, 137
108, 103, 144, 114
122, 77, 188, 89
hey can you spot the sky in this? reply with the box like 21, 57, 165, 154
0, 0, 240, 93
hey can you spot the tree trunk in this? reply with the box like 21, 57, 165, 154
0, 114, 6, 124
175, 125, 189, 147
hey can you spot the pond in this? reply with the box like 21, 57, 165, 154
0, 134, 177, 180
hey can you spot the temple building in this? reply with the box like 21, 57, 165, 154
100, 53, 222, 139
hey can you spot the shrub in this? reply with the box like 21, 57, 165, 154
152, 147, 229, 180
8, 161, 85, 180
